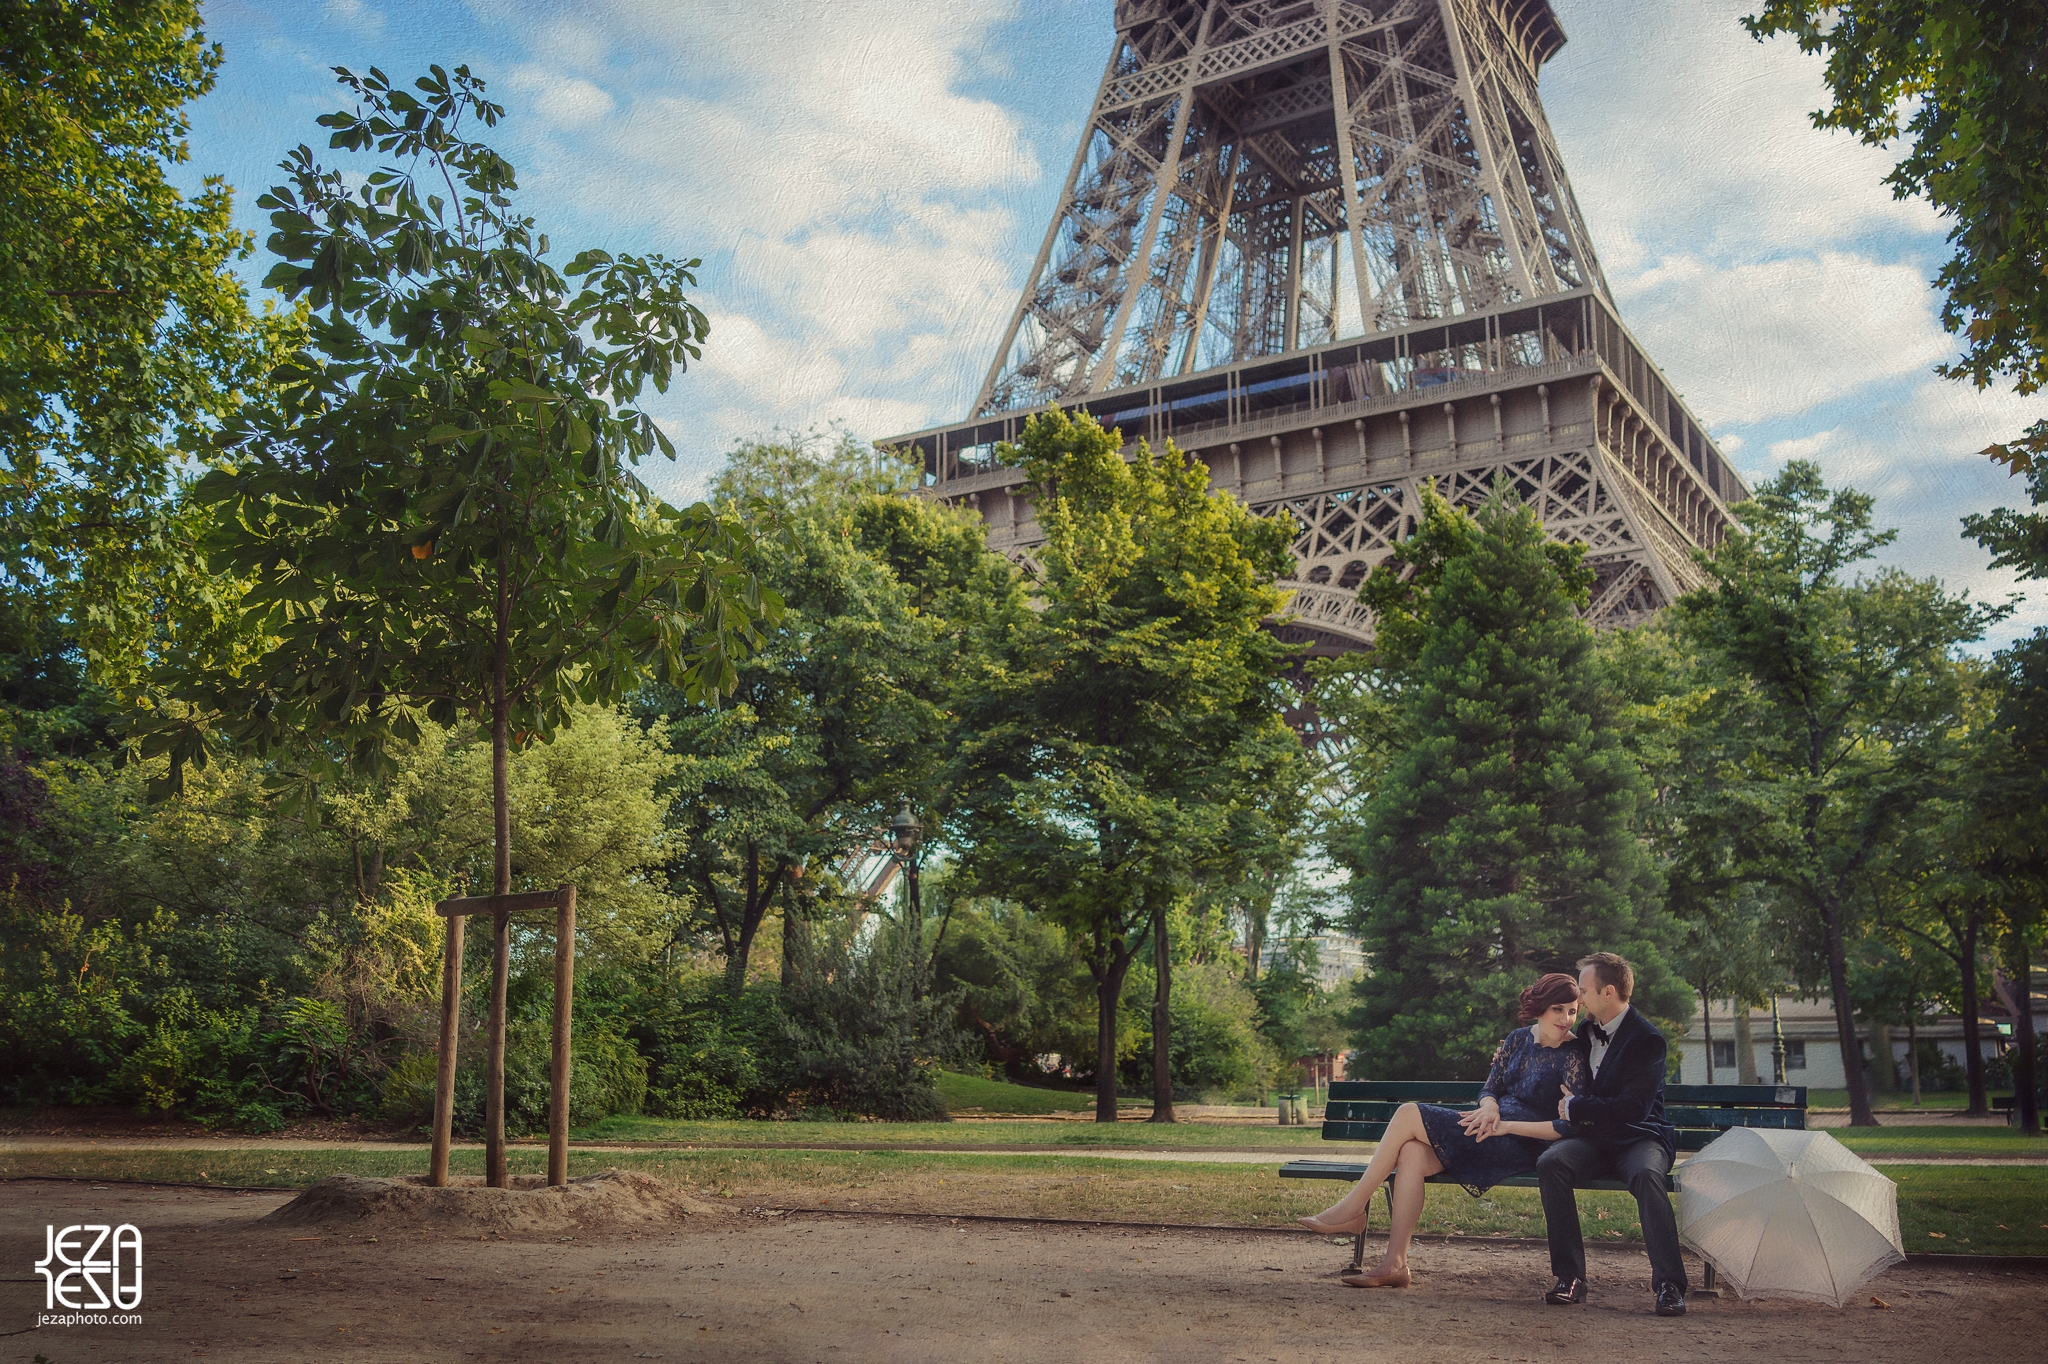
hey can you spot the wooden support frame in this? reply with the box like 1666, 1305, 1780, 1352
426, 885, 577, 1190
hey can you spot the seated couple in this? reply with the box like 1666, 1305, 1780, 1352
1297, 953, 1689, 1317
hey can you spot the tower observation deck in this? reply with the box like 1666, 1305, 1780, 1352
882, 0, 1744, 654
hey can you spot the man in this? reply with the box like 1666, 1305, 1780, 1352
1538, 951, 1687, 1316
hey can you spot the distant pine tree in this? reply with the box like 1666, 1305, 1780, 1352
1332, 485, 1674, 1080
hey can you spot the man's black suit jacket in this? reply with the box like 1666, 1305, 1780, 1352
1565, 1008, 1677, 1163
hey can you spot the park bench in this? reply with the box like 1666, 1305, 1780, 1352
1280, 1080, 1808, 1294
1992, 1092, 2021, 1126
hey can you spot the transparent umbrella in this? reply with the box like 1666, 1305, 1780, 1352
1678, 1127, 1904, 1307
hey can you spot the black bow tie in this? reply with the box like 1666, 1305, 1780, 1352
1589, 1021, 1612, 1045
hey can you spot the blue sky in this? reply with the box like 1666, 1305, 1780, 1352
176, 0, 2044, 643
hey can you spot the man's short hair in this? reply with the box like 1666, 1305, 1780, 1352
1577, 952, 1633, 1001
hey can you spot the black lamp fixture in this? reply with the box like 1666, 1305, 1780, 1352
888, 800, 923, 859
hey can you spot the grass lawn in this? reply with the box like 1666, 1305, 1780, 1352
1805, 1089, 1987, 1110
6, 1145, 2042, 1257
934, 1070, 1097, 1114
1828, 1125, 2045, 1159
571, 1114, 1332, 1149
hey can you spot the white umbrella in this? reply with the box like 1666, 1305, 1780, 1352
1677, 1127, 1905, 1307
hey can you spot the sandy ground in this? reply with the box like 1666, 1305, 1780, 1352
4, 1179, 2041, 1364
3, 1137, 2040, 1168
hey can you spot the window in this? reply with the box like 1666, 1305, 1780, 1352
1711, 1040, 1736, 1071
1785, 1040, 1806, 1071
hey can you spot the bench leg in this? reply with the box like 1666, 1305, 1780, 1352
1342, 1182, 1391, 1274
1690, 1260, 1720, 1300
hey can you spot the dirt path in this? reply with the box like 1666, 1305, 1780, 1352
4, 1180, 2040, 1363
5, 1137, 2041, 1167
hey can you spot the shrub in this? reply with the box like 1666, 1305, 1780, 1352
1121, 960, 1267, 1100
779, 935, 962, 1121
626, 979, 784, 1119
449, 1016, 647, 1136
378, 1050, 441, 1131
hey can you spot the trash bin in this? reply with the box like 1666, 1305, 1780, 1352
1291, 1094, 1308, 1126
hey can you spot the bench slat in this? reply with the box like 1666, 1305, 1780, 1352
1329, 1081, 1484, 1102
1667, 1084, 1807, 1107
1330, 1081, 1808, 1108
1278, 1159, 1670, 1193
1664, 1106, 1805, 1129
1321, 1121, 1761, 1150
1327, 1097, 1794, 1122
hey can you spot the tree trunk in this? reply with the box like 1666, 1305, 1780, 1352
780, 878, 806, 988
1243, 893, 1266, 982
1734, 1004, 1760, 1086
485, 564, 514, 1187
2012, 933, 2040, 1137
1700, 985, 1716, 1084
1819, 894, 1877, 1125
1960, 913, 1988, 1117
1866, 1018, 1895, 1096
722, 843, 764, 994
1907, 1012, 1921, 1106
1150, 897, 1176, 1123
1090, 919, 1145, 1124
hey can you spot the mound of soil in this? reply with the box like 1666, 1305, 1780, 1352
261, 1168, 714, 1236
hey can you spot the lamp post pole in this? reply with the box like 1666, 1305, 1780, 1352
888, 800, 924, 962
1771, 995, 1788, 1086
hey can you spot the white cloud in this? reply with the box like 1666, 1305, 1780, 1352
324, 0, 385, 37
507, 68, 616, 129
1629, 251, 1956, 427
1769, 428, 1836, 462
1547, 0, 1941, 275
466, 0, 1042, 461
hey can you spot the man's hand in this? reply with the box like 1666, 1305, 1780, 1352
1458, 1098, 1501, 1142
1558, 1085, 1575, 1122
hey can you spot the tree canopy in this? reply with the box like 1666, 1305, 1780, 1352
1332, 484, 1673, 1080
1743, 2, 2048, 471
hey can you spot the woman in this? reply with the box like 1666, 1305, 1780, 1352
1297, 973, 1586, 1287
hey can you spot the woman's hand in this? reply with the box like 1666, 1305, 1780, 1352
1558, 1085, 1575, 1121
1458, 1097, 1501, 1142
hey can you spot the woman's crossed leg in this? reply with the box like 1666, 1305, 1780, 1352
1297, 1101, 1434, 1233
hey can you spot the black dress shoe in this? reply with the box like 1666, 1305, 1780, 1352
1654, 1284, 1687, 1316
1545, 1278, 1586, 1305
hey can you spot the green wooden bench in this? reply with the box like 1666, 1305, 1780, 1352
1280, 1080, 1809, 1293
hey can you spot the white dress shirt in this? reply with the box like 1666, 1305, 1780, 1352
1587, 1005, 1631, 1078
1567, 1006, 1632, 1121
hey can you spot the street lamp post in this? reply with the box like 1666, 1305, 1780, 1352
888, 800, 923, 958
1770, 995, 1788, 1086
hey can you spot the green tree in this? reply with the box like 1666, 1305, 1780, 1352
954, 408, 1300, 1122
1964, 459, 2048, 1132
647, 431, 1021, 992
142, 62, 777, 829
1, 0, 287, 728
133, 66, 777, 1174
1672, 462, 1999, 1126
1743, 2, 2048, 472
1333, 485, 1673, 1080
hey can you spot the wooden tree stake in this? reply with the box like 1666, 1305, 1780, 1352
430, 886, 578, 1189
428, 913, 465, 1187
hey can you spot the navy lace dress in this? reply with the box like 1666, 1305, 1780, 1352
1415, 1028, 1586, 1193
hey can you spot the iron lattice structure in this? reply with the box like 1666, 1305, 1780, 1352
886, 0, 1744, 655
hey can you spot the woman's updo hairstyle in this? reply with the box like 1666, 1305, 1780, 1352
1518, 972, 1581, 1023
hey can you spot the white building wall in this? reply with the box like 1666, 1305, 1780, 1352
1673, 997, 2021, 1091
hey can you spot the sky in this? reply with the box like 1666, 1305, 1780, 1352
175, 0, 2044, 644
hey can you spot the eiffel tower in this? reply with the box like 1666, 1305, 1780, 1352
885, 0, 1744, 654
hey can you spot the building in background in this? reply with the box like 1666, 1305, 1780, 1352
1674, 982, 2044, 1097
1262, 932, 1366, 988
